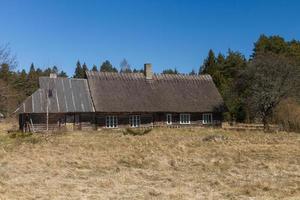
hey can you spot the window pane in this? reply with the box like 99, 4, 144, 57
167, 114, 171, 124
203, 113, 212, 124
134, 116, 136, 127
180, 114, 190, 124
136, 115, 140, 127
106, 116, 118, 128
130, 115, 140, 127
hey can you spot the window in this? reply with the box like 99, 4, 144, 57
203, 113, 213, 124
129, 115, 140, 127
166, 114, 172, 124
180, 114, 190, 124
106, 116, 118, 128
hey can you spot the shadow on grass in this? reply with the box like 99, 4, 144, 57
122, 128, 152, 136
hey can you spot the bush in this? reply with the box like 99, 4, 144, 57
122, 128, 152, 136
8, 131, 32, 139
7, 131, 42, 144
274, 98, 300, 132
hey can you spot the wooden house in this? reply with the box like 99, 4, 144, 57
15, 64, 225, 131
15, 74, 95, 132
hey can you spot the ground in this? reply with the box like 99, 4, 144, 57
0, 122, 299, 200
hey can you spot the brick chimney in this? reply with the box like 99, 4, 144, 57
144, 63, 152, 80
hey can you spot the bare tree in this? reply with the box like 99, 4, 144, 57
120, 58, 132, 73
242, 52, 300, 130
0, 44, 18, 116
0, 44, 17, 69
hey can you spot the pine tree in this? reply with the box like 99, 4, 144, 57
252, 34, 288, 58
133, 68, 144, 73
100, 60, 118, 72
26, 63, 39, 95
52, 66, 58, 74
91, 65, 98, 72
199, 49, 247, 122
36, 68, 43, 76
80, 63, 88, 78
199, 49, 216, 74
74, 60, 83, 78
58, 71, 68, 77
20, 69, 27, 81
189, 69, 196, 75
162, 68, 178, 74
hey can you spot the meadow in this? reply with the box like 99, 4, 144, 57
0, 122, 299, 200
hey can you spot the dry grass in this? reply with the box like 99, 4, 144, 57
0, 123, 300, 200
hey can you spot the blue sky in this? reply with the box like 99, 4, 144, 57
0, 0, 300, 76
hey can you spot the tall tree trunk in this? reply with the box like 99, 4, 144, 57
262, 115, 269, 132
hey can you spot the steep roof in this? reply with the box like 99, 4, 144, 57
15, 77, 95, 113
86, 71, 225, 113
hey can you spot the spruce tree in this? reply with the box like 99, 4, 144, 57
162, 68, 179, 74
199, 49, 216, 74
100, 60, 118, 72
58, 71, 68, 77
91, 65, 98, 72
73, 60, 83, 78
189, 69, 196, 75
27, 63, 39, 95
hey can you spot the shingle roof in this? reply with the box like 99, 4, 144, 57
86, 71, 225, 113
15, 77, 95, 113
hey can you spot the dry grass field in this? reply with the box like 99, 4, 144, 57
0, 122, 299, 200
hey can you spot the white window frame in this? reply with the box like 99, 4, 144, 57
180, 113, 191, 124
166, 114, 172, 125
129, 115, 140, 127
202, 113, 213, 124
106, 116, 118, 128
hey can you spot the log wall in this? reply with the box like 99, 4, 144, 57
19, 112, 222, 132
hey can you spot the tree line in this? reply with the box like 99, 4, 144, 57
200, 35, 300, 131
0, 35, 300, 131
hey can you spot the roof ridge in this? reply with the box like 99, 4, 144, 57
86, 70, 212, 80
39, 76, 87, 81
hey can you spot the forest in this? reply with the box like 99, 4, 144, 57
0, 34, 299, 131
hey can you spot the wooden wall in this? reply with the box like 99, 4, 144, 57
95, 112, 222, 129
19, 112, 222, 132
19, 113, 95, 132
95, 113, 153, 128
152, 112, 222, 127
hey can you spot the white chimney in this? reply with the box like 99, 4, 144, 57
49, 73, 57, 78
144, 63, 152, 80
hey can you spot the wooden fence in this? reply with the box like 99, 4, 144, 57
222, 122, 281, 131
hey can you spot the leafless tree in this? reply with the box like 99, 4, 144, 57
0, 44, 17, 69
0, 44, 18, 116
120, 58, 132, 73
242, 52, 300, 130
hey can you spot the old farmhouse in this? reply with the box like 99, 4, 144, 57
15, 64, 225, 132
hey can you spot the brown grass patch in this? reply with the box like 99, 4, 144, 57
0, 124, 299, 199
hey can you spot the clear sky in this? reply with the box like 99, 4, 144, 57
0, 0, 299, 76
